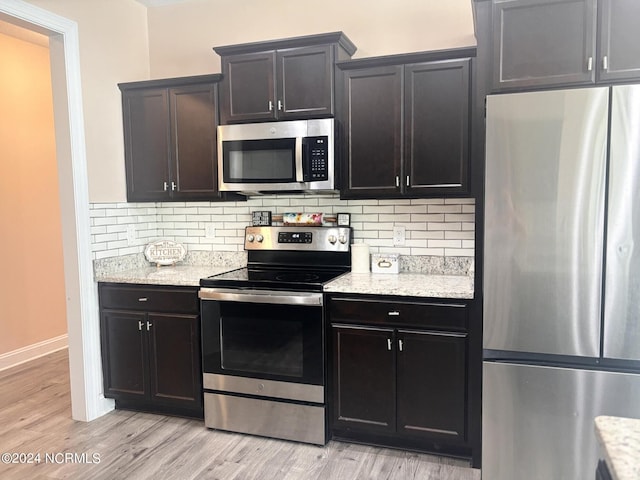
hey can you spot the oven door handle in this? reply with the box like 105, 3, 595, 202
199, 288, 323, 306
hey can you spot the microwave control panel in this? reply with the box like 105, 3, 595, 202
303, 136, 329, 182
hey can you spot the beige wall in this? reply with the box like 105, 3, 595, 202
147, 0, 476, 77
23, 0, 150, 203
0, 32, 67, 355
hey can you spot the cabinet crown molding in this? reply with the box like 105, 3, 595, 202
213, 31, 357, 57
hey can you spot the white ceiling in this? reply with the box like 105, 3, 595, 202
133, 0, 195, 6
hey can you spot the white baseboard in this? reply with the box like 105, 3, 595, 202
0, 334, 69, 372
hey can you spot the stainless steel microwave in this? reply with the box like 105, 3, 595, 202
217, 118, 335, 194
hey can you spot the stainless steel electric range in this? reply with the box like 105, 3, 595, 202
199, 225, 351, 445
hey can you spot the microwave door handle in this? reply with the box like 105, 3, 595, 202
295, 137, 304, 183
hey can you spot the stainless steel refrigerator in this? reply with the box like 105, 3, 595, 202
483, 86, 640, 479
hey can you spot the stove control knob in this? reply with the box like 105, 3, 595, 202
255, 234, 264, 243
338, 235, 347, 244
328, 235, 337, 244
247, 234, 255, 243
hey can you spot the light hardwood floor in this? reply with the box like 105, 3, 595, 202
0, 350, 481, 480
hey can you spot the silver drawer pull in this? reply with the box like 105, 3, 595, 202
388, 311, 400, 316
138, 297, 148, 302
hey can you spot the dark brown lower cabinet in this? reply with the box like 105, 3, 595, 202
99, 283, 203, 418
329, 296, 469, 458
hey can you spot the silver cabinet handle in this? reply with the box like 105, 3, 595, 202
406, 176, 410, 187
163, 181, 168, 191
268, 100, 274, 111
278, 100, 283, 111
602, 55, 609, 71
146, 321, 152, 331
388, 311, 400, 316
387, 338, 392, 351
138, 297, 148, 302
587, 56, 593, 71
395, 176, 400, 187
171, 181, 176, 191
399, 339, 404, 352
138, 321, 144, 331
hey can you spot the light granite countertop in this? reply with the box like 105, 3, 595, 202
95, 266, 474, 299
95, 265, 241, 287
323, 272, 474, 299
595, 415, 640, 480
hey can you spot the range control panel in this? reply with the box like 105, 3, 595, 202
244, 226, 351, 252
278, 232, 313, 244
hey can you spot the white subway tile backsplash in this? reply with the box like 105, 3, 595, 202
89, 196, 475, 261
395, 205, 427, 214
411, 198, 445, 205
427, 222, 462, 231
409, 214, 444, 223
445, 248, 474, 257
428, 204, 462, 214
445, 213, 475, 223
379, 213, 410, 222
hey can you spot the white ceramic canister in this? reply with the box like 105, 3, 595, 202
351, 243, 370, 273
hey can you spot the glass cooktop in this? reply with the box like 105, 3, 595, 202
200, 267, 347, 291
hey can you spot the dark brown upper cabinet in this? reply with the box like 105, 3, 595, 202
214, 32, 356, 124
119, 75, 228, 202
597, 0, 640, 83
492, 0, 640, 91
338, 50, 473, 199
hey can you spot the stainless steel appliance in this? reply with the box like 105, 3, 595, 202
199, 225, 351, 445
483, 86, 640, 479
217, 118, 335, 194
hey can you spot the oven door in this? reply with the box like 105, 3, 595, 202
200, 288, 324, 402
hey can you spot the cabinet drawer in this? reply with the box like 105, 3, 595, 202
99, 284, 199, 314
329, 297, 467, 331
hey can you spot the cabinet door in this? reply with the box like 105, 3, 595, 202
122, 88, 171, 201
341, 65, 403, 198
169, 84, 221, 200
277, 45, 333, 119
331, 325, 395, 434
597, 0, 640, 82
147, 313, 202, 411
396, 330, 467, 440
405, 59, 470, 196
219, 52, 276, 123
100, 311, 148, 400
492, 0, 597, 90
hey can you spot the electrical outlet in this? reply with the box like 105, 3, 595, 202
126, 224, 136, 246
205, 224, 216, 238
392, 225, 406, 246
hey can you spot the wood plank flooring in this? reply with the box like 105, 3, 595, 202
0, 350, 481, 479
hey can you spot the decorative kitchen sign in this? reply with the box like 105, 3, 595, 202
252, 210, 272, 226
144, 240, 186, 266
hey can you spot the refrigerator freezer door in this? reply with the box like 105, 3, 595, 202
603, 85, 640, 362
484, 88, 609, 357
483, 361, 640, 480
